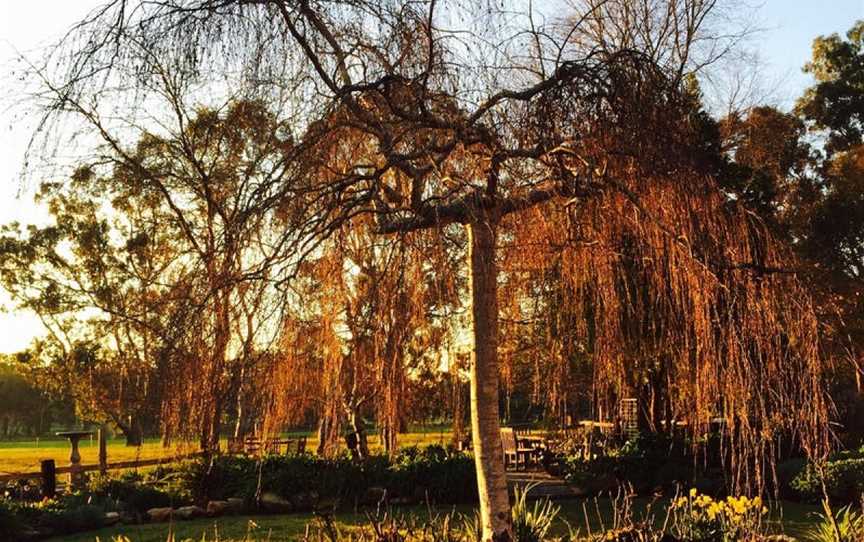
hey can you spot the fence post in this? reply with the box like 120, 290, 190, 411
40, 459, 56, 499
98, 427, 108, 475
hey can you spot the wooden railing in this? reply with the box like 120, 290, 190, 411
0, 452, 203, 484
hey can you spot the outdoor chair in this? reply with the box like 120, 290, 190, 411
296, 436, 307, 454
264, 438, 281, 454
226, 437, 244, 454
513, 425, 532, 438
500, 427, 535, 470
243, 435, 262, 455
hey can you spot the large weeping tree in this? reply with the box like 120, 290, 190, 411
29, 1, 827, 539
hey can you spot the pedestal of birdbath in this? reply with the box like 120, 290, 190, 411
56, 431, 93, 490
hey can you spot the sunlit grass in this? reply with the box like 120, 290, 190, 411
0, 438, 182, 474
0, 429, 453, 474
6, 429, 823, 540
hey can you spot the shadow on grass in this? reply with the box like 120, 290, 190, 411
46, 498, 822, 542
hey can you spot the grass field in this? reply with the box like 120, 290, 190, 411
0, 429, 455, 474
0, 437, 196, 475
45, 500, 824, 542
4, 431, 825, 540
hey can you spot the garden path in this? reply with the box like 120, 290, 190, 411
506, 471, 583, 499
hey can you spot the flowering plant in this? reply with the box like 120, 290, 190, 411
670, 488, 768, 542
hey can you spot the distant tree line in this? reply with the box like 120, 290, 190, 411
0, 354, 75, 438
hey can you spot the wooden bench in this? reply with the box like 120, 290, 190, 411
228, 435, 308, 455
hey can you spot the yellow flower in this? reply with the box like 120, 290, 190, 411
706, 502, 724, 521
689, 488, 698, 497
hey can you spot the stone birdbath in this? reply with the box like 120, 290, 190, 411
56, 430, 93, 490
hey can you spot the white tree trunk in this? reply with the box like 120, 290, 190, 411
467, 217, 512, 542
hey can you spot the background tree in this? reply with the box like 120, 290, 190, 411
112, 98, 297, 451
1, 97, 300, 450
0, 171, 173, 444
718, 106, 819, 236
793, 20, 864, 446
0, 355, 72, 438
797, 21, 864, 158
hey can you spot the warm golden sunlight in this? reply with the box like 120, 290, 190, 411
0, 2, 862, 541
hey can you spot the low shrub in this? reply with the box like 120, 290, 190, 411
775, 457, 807, 499
561, 434, 695, 495
173, 454, 259, 503
791, 453, 864, 503
390, 444, 477, 503
87, 472, 185, 513
172, 445, 477, 508
0, 497, 106, 538
0, 498, 27, 539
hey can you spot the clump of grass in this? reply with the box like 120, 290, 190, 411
805, 499, 864, 542
102, 518, 272, 542
511, 484, 561, 542
459, 483, 561, 542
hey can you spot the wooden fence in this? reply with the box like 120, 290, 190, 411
0, 453, 202, 484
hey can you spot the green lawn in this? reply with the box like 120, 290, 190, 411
0, 431, 454, 474
5, 432, 824, 540
0, 438, 197, 474
45, 499, 823, 542
47, 514, 313, 542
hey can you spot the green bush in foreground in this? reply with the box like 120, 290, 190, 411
0, 498, 26, 539
299, 489, 793, 542
560, 434, 695, 495
790, 449, 864, 503
0, 445, 477, 540
0, 497, 106, 539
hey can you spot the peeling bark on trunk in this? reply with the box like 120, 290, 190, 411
452, 372, 466, 447
467, 217, 512, 542
316, 417, 329, 456
209, 397, 223, 452
381, 423, 397, 457
346, 407, 369, 460
233, 365, 249, 439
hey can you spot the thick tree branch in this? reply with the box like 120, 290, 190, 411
376, 182, 569, 234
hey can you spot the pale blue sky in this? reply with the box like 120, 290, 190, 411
0, 0, 861, 354
757, 0, 863, 106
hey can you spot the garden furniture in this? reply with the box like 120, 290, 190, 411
500, 427, 535, 470
55, 430, 93, 490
